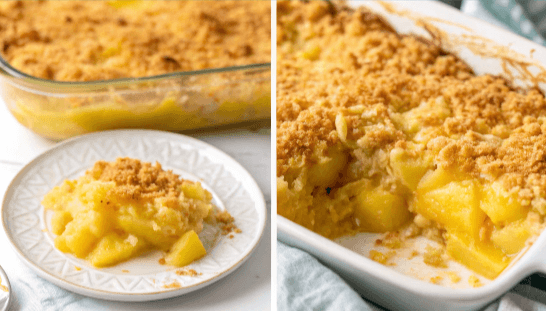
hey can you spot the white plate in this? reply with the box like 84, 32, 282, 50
2, 129, 266, 302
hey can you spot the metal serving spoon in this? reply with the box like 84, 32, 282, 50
0, 266, 11, 311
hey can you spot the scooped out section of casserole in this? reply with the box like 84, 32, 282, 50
277, 1, 546, 280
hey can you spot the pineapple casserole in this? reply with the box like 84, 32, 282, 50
277, 1, 546, 280
43, 158, 236, 268
0, 1, 270, 81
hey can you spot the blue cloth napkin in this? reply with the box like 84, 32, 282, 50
277, 242, 383, 311
278, 242, 546, 311
5, 262, 102, 311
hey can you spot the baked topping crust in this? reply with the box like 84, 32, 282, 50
0, 1, 270, 81
277, 1, 546, 206
88, 157, 189, 201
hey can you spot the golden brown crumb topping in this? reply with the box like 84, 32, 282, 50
87, 157, 189, 201
277, 1, 546, 204
215, 210, 235, 224
0, 1, 270, 81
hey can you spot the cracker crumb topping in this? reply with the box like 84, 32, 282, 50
87, 157, 190, 201
0, 1, 270, 81
277, 0, 546, 206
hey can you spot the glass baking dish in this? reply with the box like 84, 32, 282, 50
0, 56, 270, 140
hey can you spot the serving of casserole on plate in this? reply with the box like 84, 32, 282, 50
2, 130, 267, 301
277, 1, 546, 310
0, 1, 271, 139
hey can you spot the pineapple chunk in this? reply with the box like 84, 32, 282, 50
446, 231, 510, 279
54, 236, 71, 254
389, 147, 430, 191
480, 182, 529, 225
181, 182, 212, 201
88, 233, 148, 267
51, 211, 73, 235
416, 167, 465, 193
354, 187, 411, 232
308, 147, 347, 187
395, 97, 451, 134
414, 179, 486, 238
491, 220, 530, 255
165, 230, 207, 267
58, 225, 96, 258
116, 216, 178, 251
56, 210, 111, 258
276, 176, 314, 225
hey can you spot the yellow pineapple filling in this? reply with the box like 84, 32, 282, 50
277, 1, 546, 280
43, 158, 232, 268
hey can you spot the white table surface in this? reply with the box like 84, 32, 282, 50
0, 101, 271, 311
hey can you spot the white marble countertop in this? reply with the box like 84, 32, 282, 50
0, 101, 271, 311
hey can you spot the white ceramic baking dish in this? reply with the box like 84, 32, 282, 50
277, 1, 546, 310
